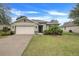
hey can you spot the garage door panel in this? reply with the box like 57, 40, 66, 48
16, 26, 35, 34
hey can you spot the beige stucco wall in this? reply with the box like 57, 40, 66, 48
46, 25, 50, 30
13, 22, 35, 26
43, 24, 47, 31
63, 26, 79, 33
35, 25, 38, 32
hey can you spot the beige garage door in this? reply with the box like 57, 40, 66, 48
16, 26, 35, 34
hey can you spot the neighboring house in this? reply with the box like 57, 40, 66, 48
11, 17, 59, 34
0, 19, 10, 30
63, 21, 79, 33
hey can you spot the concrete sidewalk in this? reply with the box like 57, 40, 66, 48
0, 35, 32, 56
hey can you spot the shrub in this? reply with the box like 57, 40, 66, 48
2, 27, 10, 32
0, 31, 15, 36
0, 27, 15, 36
69, 30, 73, 33
0, 30, 15, 36
1, 32, 10, 36
10, 31, 15, 35
57, 29, 63, 35
44, 30, 50, 35
44, 25, 63, 35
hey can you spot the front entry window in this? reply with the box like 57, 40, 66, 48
38, 25, 43, 33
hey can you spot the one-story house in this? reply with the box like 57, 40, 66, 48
63, 21, 79, 33
11, 17, 59, 34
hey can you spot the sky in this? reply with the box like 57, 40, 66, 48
8, 3, 76, 25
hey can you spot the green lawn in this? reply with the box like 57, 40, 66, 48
0, 36, 7, 39
22, 33, 79, 56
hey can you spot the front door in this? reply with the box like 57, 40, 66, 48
38, 25, 43, 33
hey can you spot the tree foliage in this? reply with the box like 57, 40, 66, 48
16, 16, 27, 20
0, 3, 11, 24
69, 4, 79, 25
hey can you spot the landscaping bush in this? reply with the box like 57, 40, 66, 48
10, 31, 15, 35
1, 31, 10, 36
44, 25, 63, 35
57, 29, 63, 35
69, 30, 73, 33
2, 27, 11, 32
0, 31, 15, 36
0, 27, 15, 36
44, 30, 50, 35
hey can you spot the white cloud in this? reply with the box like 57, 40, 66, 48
10, 8, 38, 16
56, 17, 71, 25
28, 16, 52, 21
10, 9, 70, 25
10, 8, 39, 22
11, 16, 17, 22
46, 10, 68, 16
11, 8, 24, 16
25, 11, 38, 14
28, 16, 71, 25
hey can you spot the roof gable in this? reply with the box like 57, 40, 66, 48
15, 19, 33, 23
12, 17, 35, 24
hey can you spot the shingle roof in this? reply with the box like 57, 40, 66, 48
32, 19, 59, 24
32, 20, 47, 24
32, 19, 47, 22
47, 20, 59, 25
12, 18, 59, 25
63, 21, 77, 27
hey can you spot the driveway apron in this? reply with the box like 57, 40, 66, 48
0, 34, 32, 56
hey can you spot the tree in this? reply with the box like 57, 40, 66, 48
0, 3, 11, 25
69, 4, 79, 25
16, 16, 27, 20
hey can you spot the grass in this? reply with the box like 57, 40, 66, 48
22, 33, 79, 56
0, 31, 9, 38
0, 35, 7, 39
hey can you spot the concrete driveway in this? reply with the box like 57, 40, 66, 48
0, 34, 33, 56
